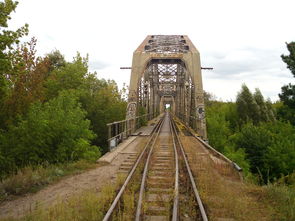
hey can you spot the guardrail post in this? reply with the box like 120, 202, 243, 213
108, 124, 111, 151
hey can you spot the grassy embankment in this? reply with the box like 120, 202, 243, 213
0, 162, 144, 221
2, 172, 294, 221
0, 128, 294, 220
0, 175, 123, 221
0, 160, 97, 202
181, 135, 295, 221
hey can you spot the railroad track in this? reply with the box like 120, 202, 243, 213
103, 112, 208, 221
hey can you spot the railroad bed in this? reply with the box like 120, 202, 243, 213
103, 112, 208, 221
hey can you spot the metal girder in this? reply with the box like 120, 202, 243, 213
126, 35, 207, 140
144, 35, 189, 53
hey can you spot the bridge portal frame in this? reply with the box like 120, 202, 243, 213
127, 35, 207, 140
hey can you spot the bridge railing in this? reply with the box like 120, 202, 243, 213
106, 113, 153, 151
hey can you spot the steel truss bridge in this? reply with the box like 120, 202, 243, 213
126, 35, 207, 140
103, 35, 243, 220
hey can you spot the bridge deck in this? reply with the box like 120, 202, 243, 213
99, 115, 163, 164
132, 114, 164, 136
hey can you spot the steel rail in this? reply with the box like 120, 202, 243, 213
102, 116, 164, 221
135, 113, 166, 221
169, 114, 179, 221
171, 118, 209, 221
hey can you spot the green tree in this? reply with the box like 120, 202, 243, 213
281, 42, 295, 76
277, 101, 295, 125
0, 0, 29, 73
253, 88, 276, 122
266, 98, 276, 121
3, 38, 51, 126
80, 76, 127, 152
224, 145, 250, 176
279, 83, 295, 109
46, 50, 66, 71
0, 92, 100, 177
234, 123, 271, 182
278, 42, 295, 124
43, 53, 127, 152
0, 0, 29, 127
236, 84, 260, 125
206, 101, 231, 152
44, 53, 88, 100
253, 88, 268, 122
263, 121, 295, 181
205, 97, 251, 173
232, 120, 295, 183
224, 102, 239, 132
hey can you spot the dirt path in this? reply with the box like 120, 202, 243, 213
0, 136, 146, 219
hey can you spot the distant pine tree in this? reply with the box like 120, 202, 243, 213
253, 88, 276, 122
236, 84, 260, 125
266, 98, 276, 121
281, 42, 295, 77
278, 42, 295, 124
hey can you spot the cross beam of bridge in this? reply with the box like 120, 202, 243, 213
126, 35, 207, 140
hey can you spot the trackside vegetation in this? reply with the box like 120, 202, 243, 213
205, 42, 295, 220
205, 42, 295, 184
205, 87, 295, 183
0, 1, 126, 182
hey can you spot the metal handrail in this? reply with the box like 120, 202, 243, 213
107, 113, 153, 150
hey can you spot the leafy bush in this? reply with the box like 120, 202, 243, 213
205, 95, 295, 183
206, 102, 231, 152
224, 145, 251, 176
0, 92, 100, 178
234, 123, 271, 179
234, 121, 295, 183
79, 77, 127, 153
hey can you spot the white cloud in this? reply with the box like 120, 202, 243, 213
8, 0, 295, 101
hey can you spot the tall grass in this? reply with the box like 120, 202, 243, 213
0, 174, 125, 221
0, 160, 97, 202
112, 163, 144, 220
265, 184, 295, 221
181, 136, 277, 221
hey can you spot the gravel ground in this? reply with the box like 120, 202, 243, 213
0, 136, 147, 219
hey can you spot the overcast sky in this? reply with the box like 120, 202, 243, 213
8, 0, 295, 101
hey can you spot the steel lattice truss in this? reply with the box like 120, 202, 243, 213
144, 35, 189, 53
158, 64, 177, 84
127, 35, 207, 139
156, 63, 178, 96
139, 59, 194, 106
